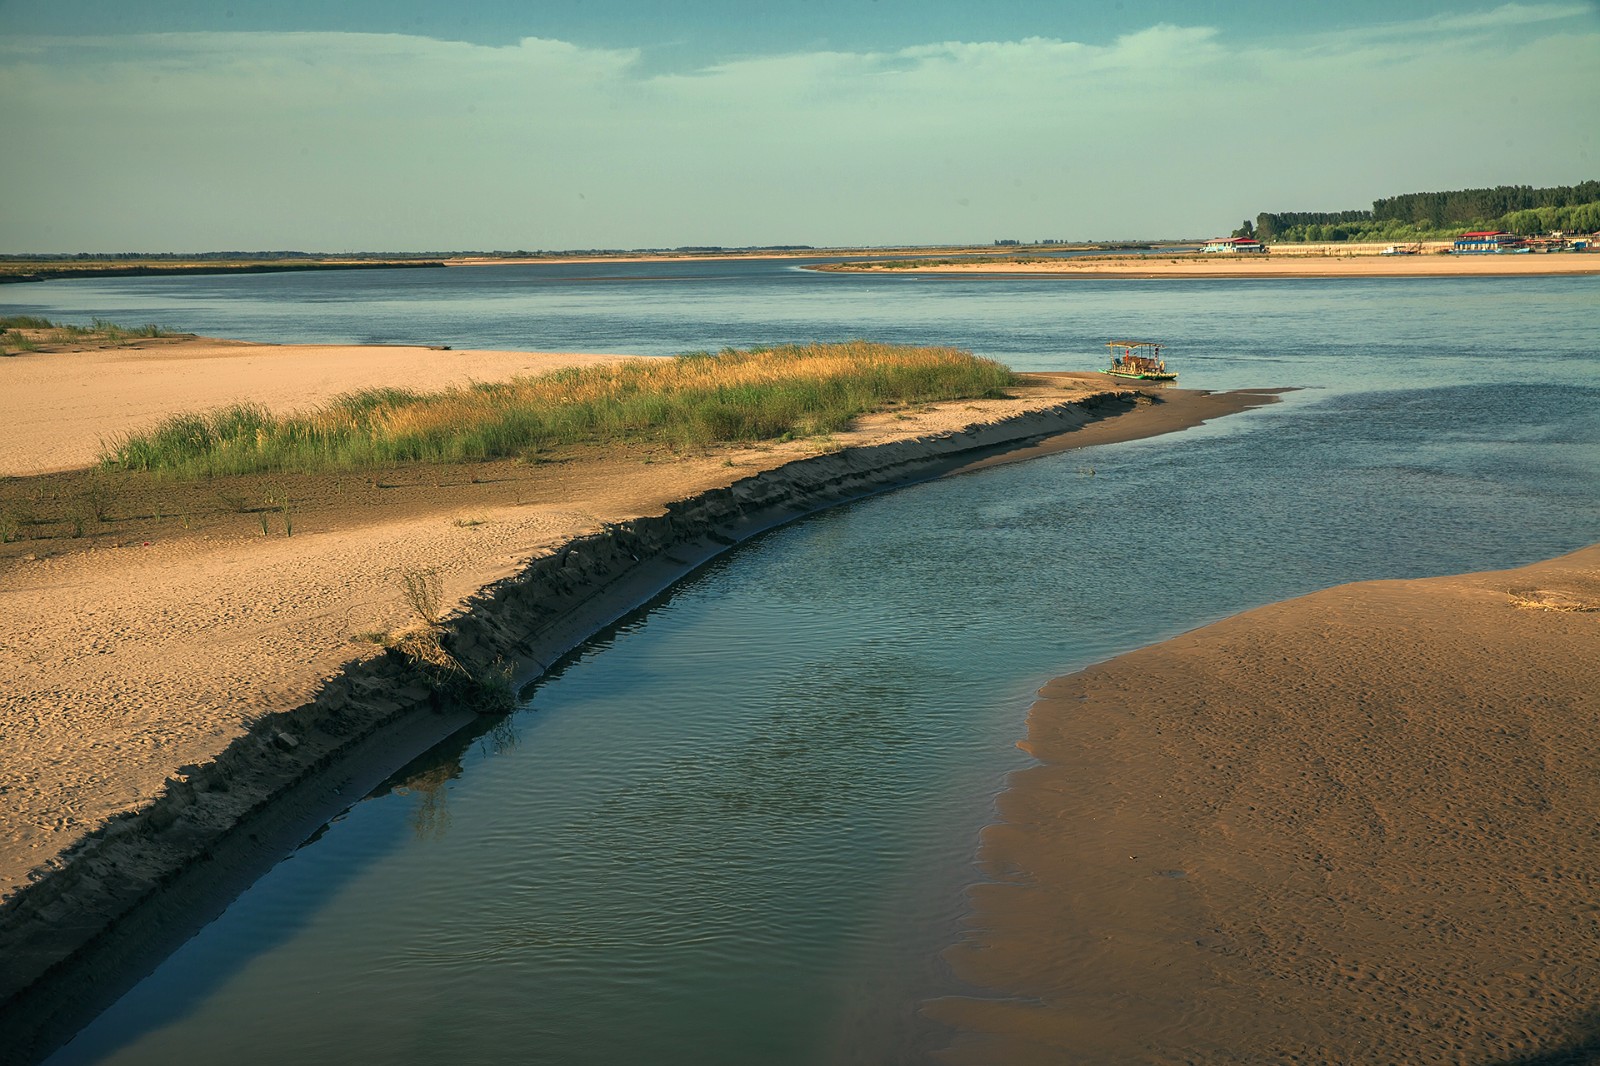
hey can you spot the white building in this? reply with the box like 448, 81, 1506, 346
1202, 237, 1268, 254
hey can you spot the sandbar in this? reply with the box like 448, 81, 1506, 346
822, 250, 1600, 279
934, 544, 1600, 1064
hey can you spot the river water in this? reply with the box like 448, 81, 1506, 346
8, 262, 1599, 1064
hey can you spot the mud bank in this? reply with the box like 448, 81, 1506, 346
0, 387, 1278, 1063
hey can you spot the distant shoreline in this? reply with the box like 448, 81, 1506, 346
439, 246, 1092, 266
0, 259, 446, 284
812, 250, 1600, 279
0, 245, 1137, 281
9, 247, 1596, 284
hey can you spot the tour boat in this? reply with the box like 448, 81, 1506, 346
1105, 340, 1177, 381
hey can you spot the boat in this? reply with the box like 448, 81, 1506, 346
1105, 340, 1177, 381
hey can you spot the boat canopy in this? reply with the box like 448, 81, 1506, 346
1104, 339, 1175, 380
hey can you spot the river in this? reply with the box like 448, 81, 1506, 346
7, 261, 1597, 1064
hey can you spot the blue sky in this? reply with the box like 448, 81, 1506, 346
2, 1, 1596, 251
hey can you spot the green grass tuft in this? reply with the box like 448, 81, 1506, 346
100, 342, 1017, 477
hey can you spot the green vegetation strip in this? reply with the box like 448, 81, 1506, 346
2, 316, 169, 355
1250, 181, 1600, 243
100, 342, 1017, 477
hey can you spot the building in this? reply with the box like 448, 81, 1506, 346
1452, 230, 1527, 253
1201, 237, 1268, 254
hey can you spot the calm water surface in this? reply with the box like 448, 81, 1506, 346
12, 265, 1597, 1064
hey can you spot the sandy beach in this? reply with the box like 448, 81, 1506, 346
0, 337, 637, 477
0, 331, 1284, 1061
822, 250, 1600, 279
934, 544, 1600, 1064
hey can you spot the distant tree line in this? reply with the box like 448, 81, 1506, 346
1371, 182, 1600, 226
1252, 181, 1600, 242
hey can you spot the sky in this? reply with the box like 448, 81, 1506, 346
1, 1, 1596, 252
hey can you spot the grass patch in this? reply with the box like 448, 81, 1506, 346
1, 315, 170, 355
100, 341, 1017, 477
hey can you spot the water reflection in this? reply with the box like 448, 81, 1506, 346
382, 713, 522, 841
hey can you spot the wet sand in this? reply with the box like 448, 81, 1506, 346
934, 544, 1600, 1064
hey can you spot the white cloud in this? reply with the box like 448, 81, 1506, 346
1, 8, 1595, 250
1393, 2, 1592, 33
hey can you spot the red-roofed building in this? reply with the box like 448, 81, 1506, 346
1453, 230, 1527, 253
1201, 237, 1268, 254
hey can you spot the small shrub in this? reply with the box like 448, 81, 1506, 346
394, 626, 466, 677
384, 574, 518, 714
461, 658, 517, 716
400, 568, 445, 627
265, 488, 293, 536
85, 476, 111, 522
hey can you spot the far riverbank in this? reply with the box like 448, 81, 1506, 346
814, 250, 1600, 279
0, 259, 446, 284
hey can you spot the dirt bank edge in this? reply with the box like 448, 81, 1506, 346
0, 388, 1267, 1063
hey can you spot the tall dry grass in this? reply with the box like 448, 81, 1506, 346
101, 342, 1015, 476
